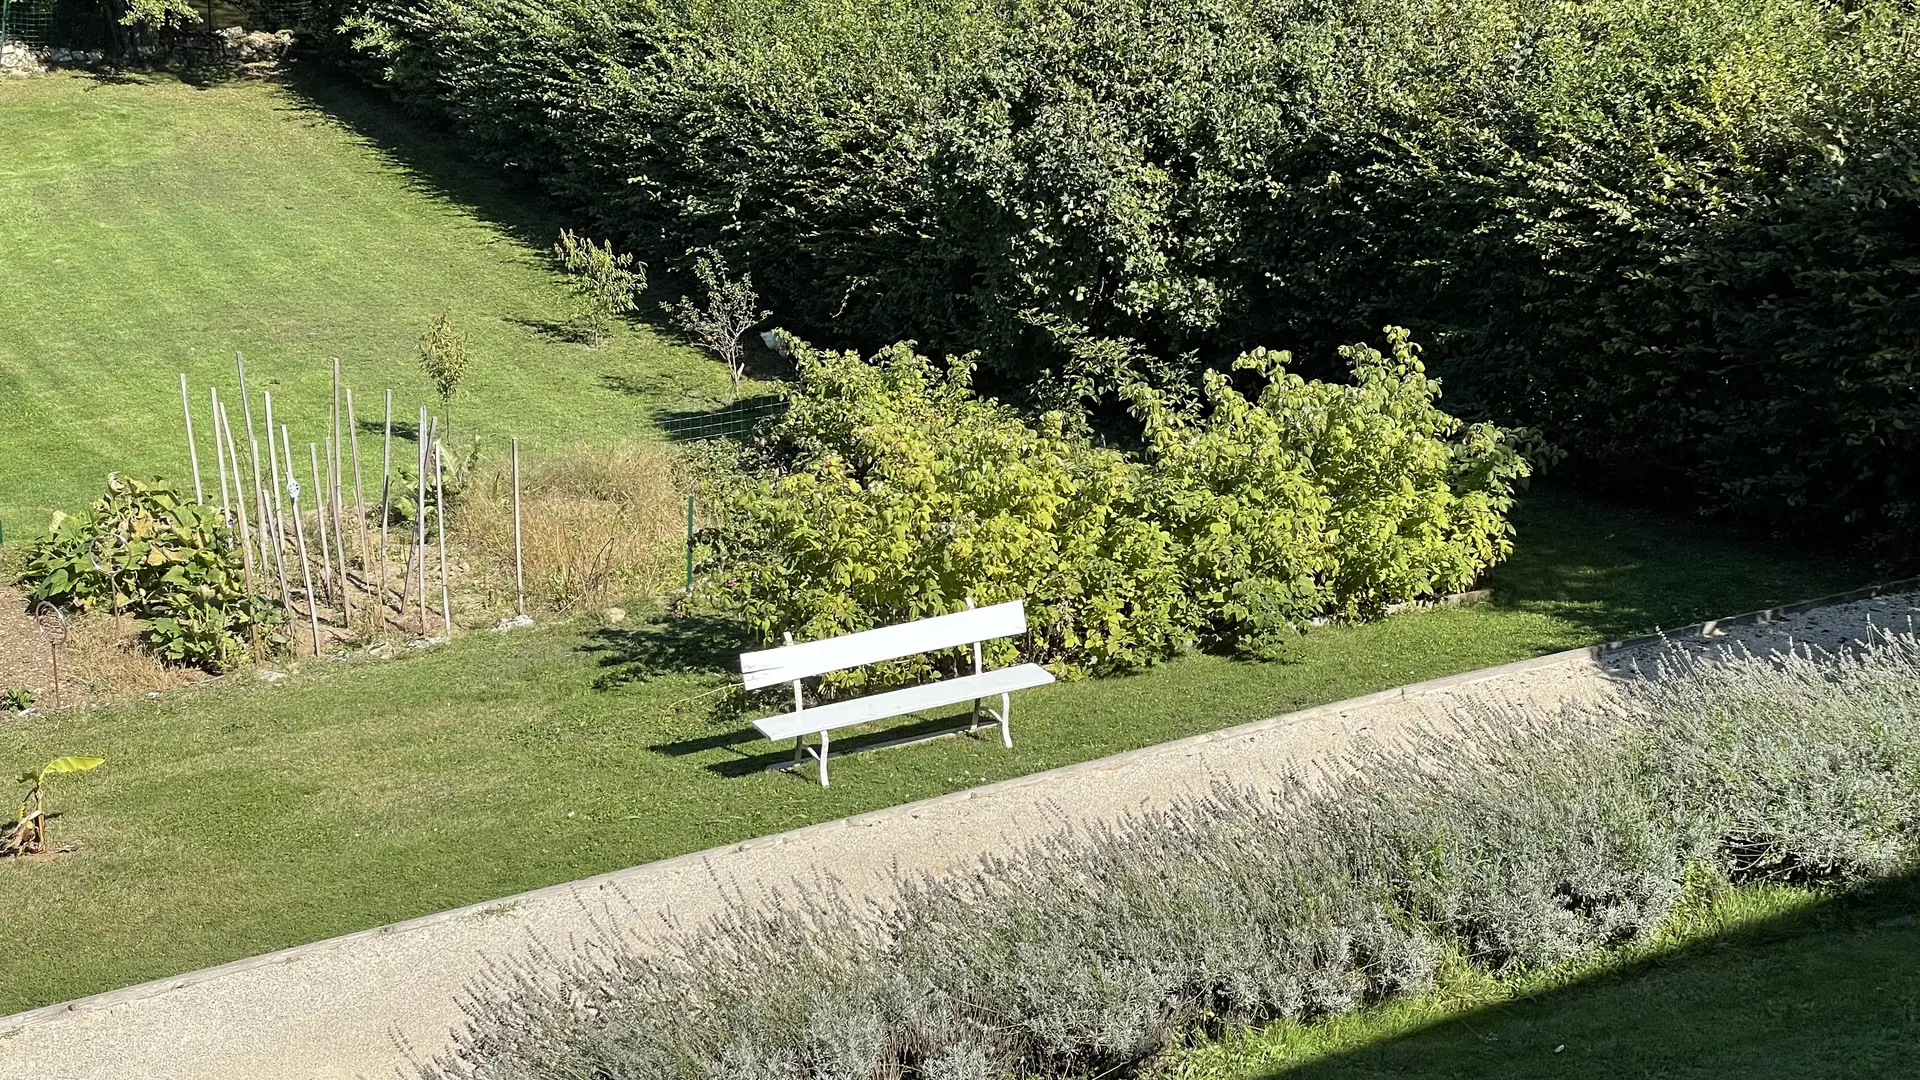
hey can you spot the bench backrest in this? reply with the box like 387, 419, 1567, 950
740, 599, 1027, 691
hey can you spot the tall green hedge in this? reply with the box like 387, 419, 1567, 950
344, 0, 1920, 549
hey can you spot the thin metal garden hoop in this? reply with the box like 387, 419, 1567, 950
32, 601, 68, 709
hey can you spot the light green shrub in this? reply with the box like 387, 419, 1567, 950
700, 339, 1187, 685
699, 329, 1527, 670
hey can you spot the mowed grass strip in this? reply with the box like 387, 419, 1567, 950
0, 490, 1867, 1013
0, 69, 732, 541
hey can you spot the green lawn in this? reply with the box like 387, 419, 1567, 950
0, 69, 733, 542
1161, 873, 1920, 1079
0, 488, 1869, 1014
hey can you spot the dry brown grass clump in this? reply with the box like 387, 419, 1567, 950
456, 444, 685, 615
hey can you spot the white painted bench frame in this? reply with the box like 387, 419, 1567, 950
739, 599, 1054, 787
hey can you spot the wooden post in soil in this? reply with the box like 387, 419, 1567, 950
218, 403, 262, 658
311, 441, 338, 615
416, 407, 429, 636
210, 387, 231, 519
347, 389, 368, 569
329, 360, 351, 613
282, 425, 322, 656
325, 436, 351, 627
263, 392, 294, 609
511, 437, 525, 617
433, 420, 452, 639
378, 391, 394, 628
236, 354, 277, 592
179, 373, 204, 503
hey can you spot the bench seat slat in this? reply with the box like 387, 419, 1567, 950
741, 600, 1028, 690
753, 663, 1055, 742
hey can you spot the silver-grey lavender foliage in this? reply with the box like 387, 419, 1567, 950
421, 633, 1920, 1079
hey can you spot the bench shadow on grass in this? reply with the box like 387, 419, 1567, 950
655, 710, 993, 779
1261, 870, 1920, 1079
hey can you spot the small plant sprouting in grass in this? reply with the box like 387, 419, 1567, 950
3, 756, 105, 858
553, 230, 645, 347
666, 248, 770, 401
1, 687, 36, 714
418, 312, 474, 438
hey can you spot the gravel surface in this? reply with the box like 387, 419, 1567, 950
0, 589, 1912, 1080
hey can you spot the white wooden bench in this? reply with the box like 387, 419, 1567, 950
739, 599, 1055, 787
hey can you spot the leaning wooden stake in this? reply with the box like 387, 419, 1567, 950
416, 407, 430, 636
236, 354, 276, 588
209, 387, 232, 520
511, 437, 525, 617
283, 425, 322, 656
311, 441, 338, 615
263, 392, 294, 609
433, 421, 452, 639
324, 436, 351, 626
217, 403, 262, 658
179, 373, 204, 503
330, 360, 350, 595
347, 388, 368, 569
377, 390, 393, 627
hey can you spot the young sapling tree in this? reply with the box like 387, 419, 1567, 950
667, 249, 770, 401
418, 312, 473, 439
553, 230, 645, 346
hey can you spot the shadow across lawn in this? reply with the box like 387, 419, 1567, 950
652, 708, 996, 778
580, 616, 754, 690
1482, 486, 1867, 644
1261, 871, 1920, 1079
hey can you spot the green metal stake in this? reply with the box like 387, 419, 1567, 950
684, 494, 695, 591
2, 0, 12, 47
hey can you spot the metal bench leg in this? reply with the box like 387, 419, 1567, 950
999, 691, 1013, 749
793, 736, 805, 765
817, 728, 830, 788
970, 696, 982, 735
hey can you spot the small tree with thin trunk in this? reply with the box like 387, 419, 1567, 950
666, 249, 770, 401
553, 230, 645, 347
418, 311, 472, 438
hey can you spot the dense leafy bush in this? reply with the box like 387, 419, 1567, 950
418, 633, 1920, 1080
698, 338, 1187, 683
18, 475, 275, 672
696, 331, 1525, 677
343, 0, 1920, 550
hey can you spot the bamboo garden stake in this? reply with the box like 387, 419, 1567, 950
263, 392, 294, 608
347, 388, 368, 567
325, 435, 351, 624
283, 425, 322, 655
210, 388, 231, 519
416, 407, 429, 635
217, 404, 262, 657
433, 421, 452, 638
311, 441, 338, 614
179, 373, 204, 503
235, 354, 275, 584
512, 437, 525, 617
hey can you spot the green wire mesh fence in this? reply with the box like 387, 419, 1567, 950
657, 396, 787, 443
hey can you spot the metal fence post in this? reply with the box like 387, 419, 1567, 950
2, 0, 13, 46
684, 494, 695, 591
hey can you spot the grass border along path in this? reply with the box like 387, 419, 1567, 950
0, 488, 1872, 1015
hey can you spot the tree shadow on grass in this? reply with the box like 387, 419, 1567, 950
275, 64, 564, 259
1481, 485, 1870, 646
1262, 870, 1920, 1079
579, 616, 755, 691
